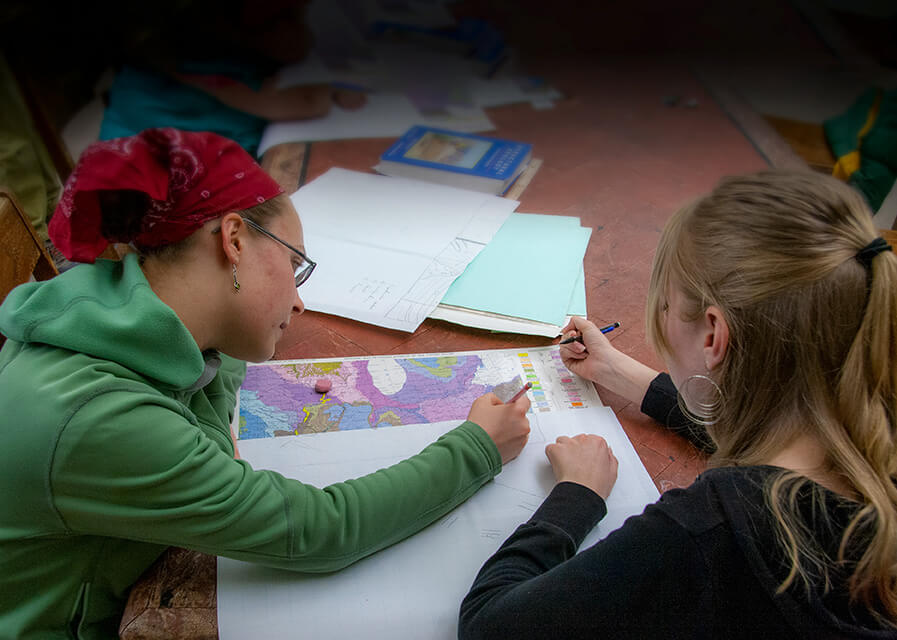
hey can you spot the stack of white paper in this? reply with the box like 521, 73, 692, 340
290, 168, 518, 332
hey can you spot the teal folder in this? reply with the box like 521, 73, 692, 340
441, 213, 591, 325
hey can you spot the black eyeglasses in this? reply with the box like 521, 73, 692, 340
242, 217, 317, 287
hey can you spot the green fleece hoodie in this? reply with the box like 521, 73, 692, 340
0, 254, 502, 639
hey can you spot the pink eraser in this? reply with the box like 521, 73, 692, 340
314, 379, 332, 394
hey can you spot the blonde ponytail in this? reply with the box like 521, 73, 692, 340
830, 236, 897, 623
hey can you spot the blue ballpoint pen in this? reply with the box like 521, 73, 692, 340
558, 321, 620, 345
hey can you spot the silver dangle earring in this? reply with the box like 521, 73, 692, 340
232, 264, 241, 291
677, 373, 722, 427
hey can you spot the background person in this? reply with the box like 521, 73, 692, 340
98, 0, 366, 156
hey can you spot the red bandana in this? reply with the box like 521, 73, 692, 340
48, 128, 284, 262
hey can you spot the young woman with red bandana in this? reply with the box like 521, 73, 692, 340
0, 128, 530, 639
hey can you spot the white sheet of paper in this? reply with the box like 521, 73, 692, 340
381, 206, 516, 328
258, 94, 421, 154
217, 407, 659, 639
290, 169, 517, 331
258, 93, 494, 155
293, 169, 515, 256
298, 235, 434, 327
467, 74, 564, 109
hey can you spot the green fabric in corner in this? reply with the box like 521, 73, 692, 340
0, 54, 61, 243
824, 87, 897, 211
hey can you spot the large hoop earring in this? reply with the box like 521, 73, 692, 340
232, 264, 241, 291
677, 374, 722, 427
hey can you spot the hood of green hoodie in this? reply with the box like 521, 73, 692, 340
0, 253, 206, 389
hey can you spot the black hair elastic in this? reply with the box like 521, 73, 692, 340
855, 237, 892, 270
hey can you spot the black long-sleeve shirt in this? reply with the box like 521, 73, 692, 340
459, 377, 893, 639
641, 372, 716, 452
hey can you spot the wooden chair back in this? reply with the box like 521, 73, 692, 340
0, 187, 59, 346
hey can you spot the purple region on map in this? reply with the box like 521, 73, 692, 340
244, 364, 320, 425
239, 357, 520, 437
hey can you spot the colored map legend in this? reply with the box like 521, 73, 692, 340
515, 348, 601, 412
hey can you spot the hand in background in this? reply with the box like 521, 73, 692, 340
260, 83, 335, 120
467, 392, 531, 464
545, 434, 618, 499
332, 88, 367, 110
176, 76, 367, 121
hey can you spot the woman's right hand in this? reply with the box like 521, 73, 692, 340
545, 434, 618, 499
467, 393, 531, 464
559, 315, 662, 414
559, 316, 622, 382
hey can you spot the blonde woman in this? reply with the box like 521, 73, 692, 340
460, 170, 897, 638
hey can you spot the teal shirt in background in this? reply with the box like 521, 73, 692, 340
99, 65, 267, 156
824, 87, 897, 212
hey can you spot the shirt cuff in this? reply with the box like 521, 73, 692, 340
529, 481, 607, 545
455, 420, 503, 476
640, 372, 678, 419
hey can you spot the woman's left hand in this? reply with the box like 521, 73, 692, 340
545, 434, 618, 499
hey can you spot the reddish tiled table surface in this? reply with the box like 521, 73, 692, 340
119, 55, 775, 638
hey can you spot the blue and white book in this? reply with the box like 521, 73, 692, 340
374, 126, 532, 194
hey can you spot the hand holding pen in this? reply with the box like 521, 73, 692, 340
559, 317, 661, 408
467, 389, 531, 464
506, 381, 532, 404
558, 317, 621, 383
559, 322, 619, 345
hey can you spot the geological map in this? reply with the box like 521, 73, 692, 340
237, 347, 601, 440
